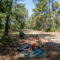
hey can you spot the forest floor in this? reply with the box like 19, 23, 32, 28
0, 30, 60, 60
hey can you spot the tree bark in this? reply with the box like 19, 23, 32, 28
52, 0, 55, 31
4, 0, 13, 36
4, 14, 10, 36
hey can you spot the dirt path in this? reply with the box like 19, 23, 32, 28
24, 30, 60, 43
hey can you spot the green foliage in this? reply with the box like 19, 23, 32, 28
0, 13, 6, 29
57, 9, 60, 15
10, 3, 28, 31
33, 0, 48, 13
0, 0, 28, 33
26, 0, 60, 32
26, 13, 37, 29
53, 1, 59, 11
0, 0, 13, 13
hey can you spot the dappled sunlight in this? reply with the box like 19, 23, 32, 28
0, 32, 60, 60
48, 51, 59, 55
0, 0, 60, 60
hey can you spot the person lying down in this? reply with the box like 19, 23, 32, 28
18, 36, 42, 52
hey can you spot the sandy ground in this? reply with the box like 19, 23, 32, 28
0, 30, 60, 60
24, 30, 60, 43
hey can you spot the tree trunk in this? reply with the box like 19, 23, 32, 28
4, 14, 10, 36
53, 17, 55, 31
4, 0, 13, 36
49, 0, 50, 12
52, 0, 55, 31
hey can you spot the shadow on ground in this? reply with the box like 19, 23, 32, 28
0, 35, 21, 59
0, 33, 60, 60
17, 43, 60, 60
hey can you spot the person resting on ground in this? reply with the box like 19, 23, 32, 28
25, 37, 38, 44
36, 35, 42, 47
19, 31, 25, 39
18, 36, 41, 52
26, 37, 39, 49
18, 43, 32, 52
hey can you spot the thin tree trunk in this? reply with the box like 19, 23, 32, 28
52, 0, 55, 31
49, 0, 51, 30
49, 0, 50, 13
4, 0, 13, 36
4, 14, 10, 36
